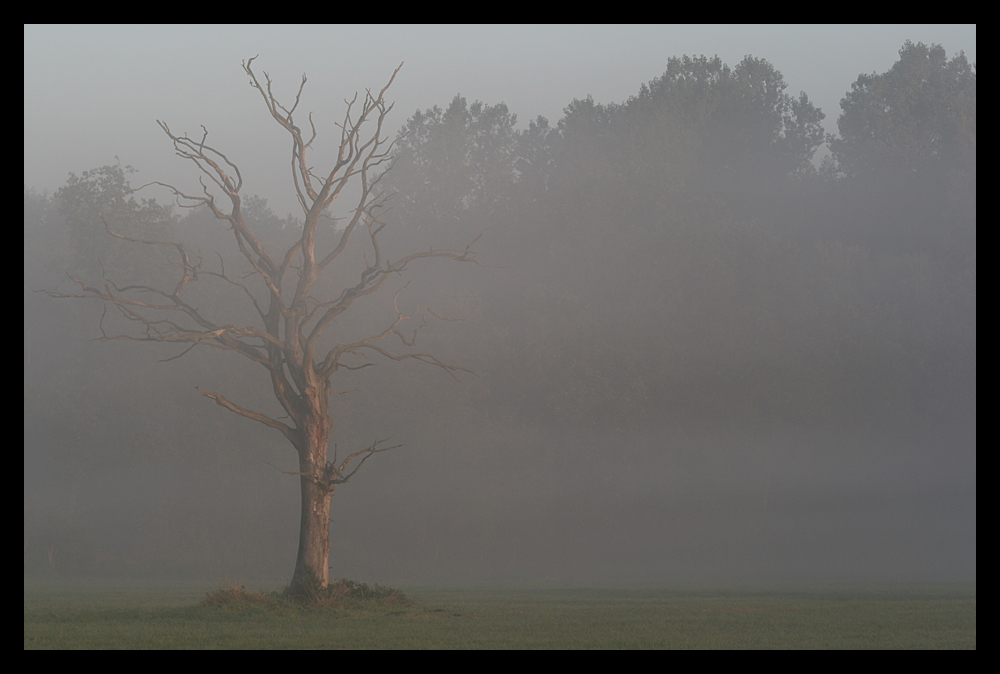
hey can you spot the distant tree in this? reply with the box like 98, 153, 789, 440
387, 95, 520, 239
24, 186, 59, 295
825, 41, 976, 257
551, 55, 825, 184
829, 41, 975, 178
55, 163, 178, 286
46, 58, 479, 595
537, 55, 826, 237
634, 54, 827, 180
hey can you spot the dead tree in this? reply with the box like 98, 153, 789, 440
47, 57, 479, 595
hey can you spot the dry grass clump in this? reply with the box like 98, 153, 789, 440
201, 577, 413, 611
307, 577, 413, 608
286, 574, 414, 608
202, 581, 279, 610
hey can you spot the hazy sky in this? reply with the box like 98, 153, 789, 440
25, 25, 975, 217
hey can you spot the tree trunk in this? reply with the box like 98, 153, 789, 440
290, 470, 332, 595
288, 403, 334, 596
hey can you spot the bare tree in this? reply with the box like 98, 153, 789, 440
47, 57, 479, 595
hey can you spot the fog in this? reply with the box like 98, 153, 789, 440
24, 25, 975, 586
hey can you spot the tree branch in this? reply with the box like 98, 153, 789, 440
196, 386, 297, 444
262, 435, 402, 492
49, 59, 479, 513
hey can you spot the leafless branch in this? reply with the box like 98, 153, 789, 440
49, 57, 479, 510
197, 386, 296, 444
262, 436, 401, 491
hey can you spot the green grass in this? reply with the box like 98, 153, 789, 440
24, 579, 975, 649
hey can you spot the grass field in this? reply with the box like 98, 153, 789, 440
24, 579, 975, 649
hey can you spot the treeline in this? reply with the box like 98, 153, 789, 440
373, 41, 975, 434
24, 42, 975, 580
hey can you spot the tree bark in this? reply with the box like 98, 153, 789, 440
292, 461, 333, 594
288, 387, 335, 595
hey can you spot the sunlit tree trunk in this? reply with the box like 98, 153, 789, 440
290, 396, 334, 593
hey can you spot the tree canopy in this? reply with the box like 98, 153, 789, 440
826, 41, 976, 258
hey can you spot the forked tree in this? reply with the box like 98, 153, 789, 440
47, 57, 479, 595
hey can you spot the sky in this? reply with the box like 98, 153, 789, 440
25, 25, 976, 217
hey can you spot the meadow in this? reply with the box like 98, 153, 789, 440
24, 579, 975, 649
